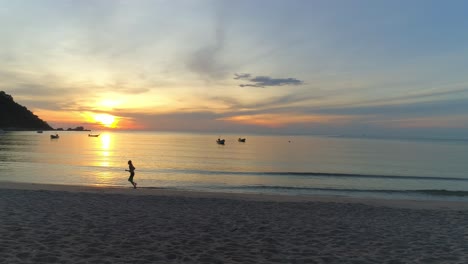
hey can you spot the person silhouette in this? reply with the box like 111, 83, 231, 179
126, 160, 137, 189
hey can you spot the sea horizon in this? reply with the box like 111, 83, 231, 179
5, 128, 468, 142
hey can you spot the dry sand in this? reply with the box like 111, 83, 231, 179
1, 182, 467, 263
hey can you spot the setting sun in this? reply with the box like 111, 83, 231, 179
94, 114, 118, 128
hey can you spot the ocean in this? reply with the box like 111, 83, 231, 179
1, 131, 468, 201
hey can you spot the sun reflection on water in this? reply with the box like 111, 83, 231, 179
92, 133, 117, 183
100, 134, 112, 150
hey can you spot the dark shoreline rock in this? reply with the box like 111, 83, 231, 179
0, 91, 53, 131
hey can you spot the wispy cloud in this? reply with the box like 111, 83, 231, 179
233, 73, 251, 80
314, 98, 468, 117
220, 113, 358, 128
186, 5, 229, 80
367, 115, 468, 129
208, 93, 321, 113
234, 73, 304, 88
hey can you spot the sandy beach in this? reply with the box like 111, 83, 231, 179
1, 182, 467, 263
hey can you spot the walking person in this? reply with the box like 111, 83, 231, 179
126, 160, 137, 189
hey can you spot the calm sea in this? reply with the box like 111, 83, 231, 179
1, 131, 468, 201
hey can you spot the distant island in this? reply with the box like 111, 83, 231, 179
56, 126, 91, 132
0, 91, 53, 131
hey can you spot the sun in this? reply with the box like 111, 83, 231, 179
94, 114, 118, 128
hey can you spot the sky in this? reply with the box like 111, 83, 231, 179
1, 0, 468, 138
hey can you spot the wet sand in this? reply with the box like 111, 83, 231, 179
1, 182, 467, 263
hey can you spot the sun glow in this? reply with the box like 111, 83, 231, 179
94, 114, 118, 128
99, 99, 121, 109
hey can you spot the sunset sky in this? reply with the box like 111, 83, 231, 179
1, 0, 468, 138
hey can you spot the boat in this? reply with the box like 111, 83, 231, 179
216, 138, 225, 145
88, 134, 100, 137
50, 134, 59, 139
238, 138, 246, 142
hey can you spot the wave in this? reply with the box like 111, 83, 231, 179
163, 169, 468, 182
225, 185, 468, 197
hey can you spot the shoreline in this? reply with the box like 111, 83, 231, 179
1, 181, 467, 211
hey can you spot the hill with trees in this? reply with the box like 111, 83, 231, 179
0, 91, 53, 131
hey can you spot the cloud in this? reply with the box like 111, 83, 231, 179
187, 45, 225, 79
208, 93, 321, 113
314, 97, 468, 117
186, 6, 229, 80
234, 73, 304, 88
105, 81, 150, 95
233, 73, 251, 80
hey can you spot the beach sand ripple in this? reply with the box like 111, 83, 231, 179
1, 188, 467, 263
